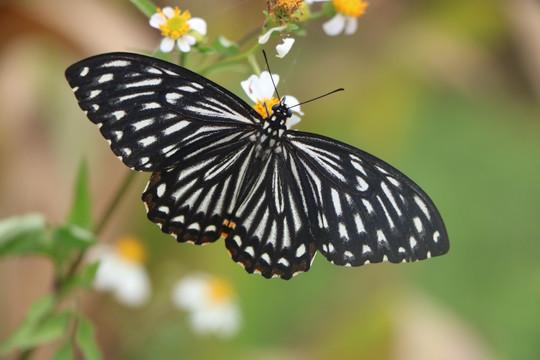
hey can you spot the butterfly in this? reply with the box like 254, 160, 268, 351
65, 52, 449, 279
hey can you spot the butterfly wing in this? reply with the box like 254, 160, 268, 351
142, 127, 261, 244
224, 147, 316, 279
286, 131, 449, 266
65, 52, 262, 172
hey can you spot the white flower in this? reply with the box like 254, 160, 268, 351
241, 71, 303, 128
307, 0, 368, 36
149, 6, 207, 53
322, 13, 358, 36
90, 237, 150, 307
172, 273, 241, 338
276, 38, 295, 58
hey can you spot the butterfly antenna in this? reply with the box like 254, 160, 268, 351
262, 50, 281, 100
288, 88, 345, 110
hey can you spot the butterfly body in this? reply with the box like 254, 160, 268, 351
66, 52, 449, 279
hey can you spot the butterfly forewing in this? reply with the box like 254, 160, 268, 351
65, 52, 262, 172
286, 132, 449, 266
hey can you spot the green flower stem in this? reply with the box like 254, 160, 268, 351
247, 54, 261, 76
93, 171, 136, 236
198, 42, 263, 75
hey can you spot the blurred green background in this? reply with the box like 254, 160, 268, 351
1, 0, 539, 359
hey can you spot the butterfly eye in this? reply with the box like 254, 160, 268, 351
271, 104, 280, 113
287, 108, 293, 117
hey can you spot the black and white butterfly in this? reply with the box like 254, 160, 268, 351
65, 52, 449, 279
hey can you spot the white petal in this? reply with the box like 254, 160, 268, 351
161, 6, 175, 18
185, 35, 196, 45
160, 37, 175, 53
114, 265, 150, 307
177, 37, 192, 53
287, 115, 302, 129
241, 75, 263, 103
149, 13, 166, 29
190, 303, 241, 338
322, 14, 346, 36
259, 71, 279, 99
93, 252, 150, 307
172, 273, 209, 310
344, 16, 358, 35
276, 38, 295, 58
188, 18, 207, 35
283, 95, 303, 115
258, 25, 287, 44
305, 0, 328, 3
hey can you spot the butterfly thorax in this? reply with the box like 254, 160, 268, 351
253, 102, 291, 157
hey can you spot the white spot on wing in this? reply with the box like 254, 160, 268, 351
232, 235, 242, 247
156, 183, 166, 197
414, 195, 431, 220
413, 217, 423, 233
296, 243, 306, 257
166, 92, 183, 103
356, 176, 369, 191
101, 60, 130, 67
245, 246, 255, 257
89, 90, 101, 98
362, 199, 374, 214
338, 222, 348, 239
80, 67, 89, 76
163, 120, 190, 135
112, 110, 126, 120
139, 136, 157, 147
354, 213, 366, 234
331, 188, 342, 216
98, 73, 114, 83
158, 206, 169, 214
278, 258, 289, 267
410, 236, 418, 249
125, 78, 162, 88
171, 215, 185, 223
141, 102, 161, 110
261, 253, 271, 264
132, 119, 154, 131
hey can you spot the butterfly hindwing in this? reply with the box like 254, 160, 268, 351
224, 147, 317, 279
65, 52, 262, 172
286, 131, 449, 266
142, 127, 261, 244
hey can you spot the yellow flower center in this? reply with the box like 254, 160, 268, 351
254, 97, 280, 118
332, 0, 369, 18
208, 276, 234, 303
116, 236, 146, 263
158, 7, 191, 40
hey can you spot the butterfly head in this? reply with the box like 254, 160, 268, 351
269, 99, 293, 126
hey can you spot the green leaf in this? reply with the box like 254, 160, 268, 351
61, 262, 100, 294
0, 296, 63, 355
79, 262, 100, 288
0, 213, 48, 257
212, 36, 239, 56
20, 312, 71, 349
68, 161, 92, 230
52, 342, 74, 360
76, 317, 102, 360
130, 0, 157, 18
